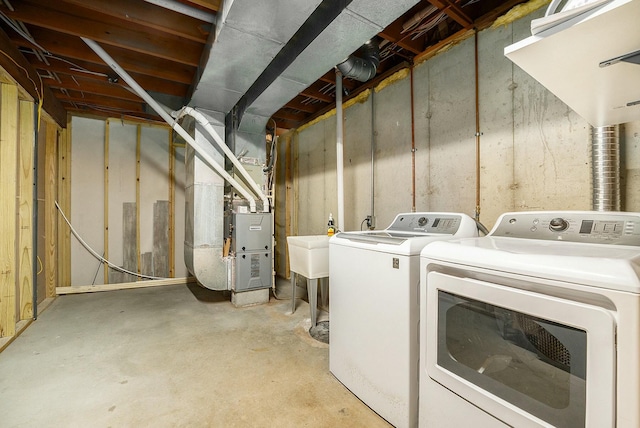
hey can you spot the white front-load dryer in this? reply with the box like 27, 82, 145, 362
419, 211, 640, 428
329, 212, 478, 428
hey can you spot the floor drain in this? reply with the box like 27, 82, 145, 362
309, 321, 329, 344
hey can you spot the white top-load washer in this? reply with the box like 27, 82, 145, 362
329, 212, 478, 428
419, 211, 640, 428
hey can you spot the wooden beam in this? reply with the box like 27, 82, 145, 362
10, 28, 195, 85
44, 120, 58, 298
56, 277, 195, 294
59, 0, 212, 43
427, 0, 473, 28
58, 94, 146, 114
282, 97, 319, 114
185, 0, 221, 11
5, 0, 203, 67
378, 19, 425, 55
0, 83, 19, 337
28, 54, 189, 98
104, 120, 110, 284
168, 130, 175, 278
48, 74, 142, 103
0, 29, 67, 127
18, 99, 35, 319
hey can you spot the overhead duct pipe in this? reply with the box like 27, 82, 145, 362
81, 37, 259, 213
336, 38, 380, 82
173, 107, 270, 212
591, 125, 620, 211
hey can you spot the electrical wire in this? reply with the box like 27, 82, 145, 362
55, 200, 170, 281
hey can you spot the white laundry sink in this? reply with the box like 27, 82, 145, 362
287, 235, 330, 279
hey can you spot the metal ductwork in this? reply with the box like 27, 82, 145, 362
184, 0, 421, 292
591, 125, 621, 211
336, 38, 380, 82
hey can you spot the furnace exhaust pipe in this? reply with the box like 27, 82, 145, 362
173, 107, 270, 212
81, 37, 258, 212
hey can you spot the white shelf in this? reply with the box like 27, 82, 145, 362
504, 0, 640, 127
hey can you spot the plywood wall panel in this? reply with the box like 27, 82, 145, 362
0, 83, 18, 337
18, 100, 34, 320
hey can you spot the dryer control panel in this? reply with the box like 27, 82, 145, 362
387, 212, 467, 234
492, 211, 640, 245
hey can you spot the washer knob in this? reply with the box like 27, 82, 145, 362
549, 217, 569, 232
418, 217, 428, 226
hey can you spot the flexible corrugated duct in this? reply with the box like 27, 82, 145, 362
591, 125, 620, 211
336, 38, 380, 82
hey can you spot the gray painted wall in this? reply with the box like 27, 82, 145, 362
292, 8, 640, 234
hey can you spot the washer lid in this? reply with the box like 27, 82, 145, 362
421, 236, 640, 293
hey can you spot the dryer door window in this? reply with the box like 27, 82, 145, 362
425, 272, 615, 428
439, 291, 585, 427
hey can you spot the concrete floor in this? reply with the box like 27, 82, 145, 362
0, 281, 390, 427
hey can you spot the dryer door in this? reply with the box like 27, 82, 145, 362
424, 271, 615, 428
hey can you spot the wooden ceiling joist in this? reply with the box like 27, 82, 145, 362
58, 0, 212, 43
9, 28, 196, 85
3, 0, 203, 66
0, 28, 66, 126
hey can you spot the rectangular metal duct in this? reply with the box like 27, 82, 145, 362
240, 0, 421, 130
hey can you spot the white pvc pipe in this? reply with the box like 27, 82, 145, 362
174, 107, 270, 212
142, 0, 215, 23
336, 69, 345, 232
81, 37, 257, 212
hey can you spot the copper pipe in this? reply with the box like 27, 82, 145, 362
474, 30, 481, 221
410, 65, 417, 212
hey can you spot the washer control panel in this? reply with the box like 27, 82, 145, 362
387, 212, 464, 234
492, 211, 640, 245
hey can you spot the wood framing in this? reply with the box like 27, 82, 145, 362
136, 125, 142, 276
103, 120, 110, 284
44, 120, 58, 298
0, 83, 19, 337
56, 277, 195, 295
168, 130, 175, 278
18, 99, 34, 319
57, 122, 71, 287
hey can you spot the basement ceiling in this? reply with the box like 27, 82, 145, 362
0, 0, 528, 131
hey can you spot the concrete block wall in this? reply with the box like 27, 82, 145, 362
292, 8, 640, 234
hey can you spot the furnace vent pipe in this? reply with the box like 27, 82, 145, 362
173, 106, 270, 212
337, 39, 380, 82
81, 37, 258, 212
591, 125, 620, 211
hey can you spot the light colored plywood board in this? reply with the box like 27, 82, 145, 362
56, 277, 195, 294
18, 99, 34, 320
70, 116, 105, 286
57, 125, 71, 287
44, 120, 58, 298
36, 115, 47, 301
0, 83, 18, 337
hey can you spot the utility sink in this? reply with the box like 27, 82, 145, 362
287, 235, 330, 279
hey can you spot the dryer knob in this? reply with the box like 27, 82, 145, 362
549, 217, 569, 232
